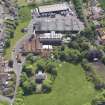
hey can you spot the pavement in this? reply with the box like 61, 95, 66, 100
0, 95, 11, 104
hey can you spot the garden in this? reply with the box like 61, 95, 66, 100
20, 54, 57, 94
14, 62, 97, 105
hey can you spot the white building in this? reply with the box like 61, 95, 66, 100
38, 2, 70, 14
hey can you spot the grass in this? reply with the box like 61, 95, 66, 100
0, 101, 9, 105
17, 0, 56, 6
17, 0, 28, 6
4, 6, 35, 59
23, 62, 97, 105
100, 0, 105, 9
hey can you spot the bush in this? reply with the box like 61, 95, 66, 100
92, 90, 105, 105
21, 79, 36, 95
4, 39, 10, 48
81, 59, 92, 71
42, 79, 52, 93
26, 53, 37, 63
22, 64, 34, 77
8, 60, 13, 68
102, 56, 105, 64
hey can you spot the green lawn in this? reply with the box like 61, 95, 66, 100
0, 101, 9, 105
17, 0, 56, 6
23, 62, 97, 105
100, 0, 105, 9
17, 0, 28, 6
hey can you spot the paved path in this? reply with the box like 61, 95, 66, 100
0, 95, 11, 104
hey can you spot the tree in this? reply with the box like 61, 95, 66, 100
66, 48, 82, 63
68, 41, 79, 49
8, 60, 13, 68
73, 0, 84, 20
46, 62, 57, 80
21, 72, 28, 83
21, 76, 36, 95
26, 53, 36, 63
36, 58, 46, 72
92, 90, 105, 105
86, 50, 103, 62
4, 39, 10, 48
102, 56, 105, 64
80, 26, 96, 41
59, 51, 66, 61
22, 64, 34, 77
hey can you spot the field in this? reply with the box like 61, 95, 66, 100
23, 62, 97, 105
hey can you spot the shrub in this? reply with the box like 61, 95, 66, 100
92, 90, 105, 105
102, 56, 105, 64
42, 79, 52, 93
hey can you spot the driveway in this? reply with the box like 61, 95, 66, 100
11, 19, 34, 104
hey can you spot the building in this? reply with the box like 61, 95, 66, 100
21, 33, 53, 58
37, 3, 70, 16
35, 71, 46, 84
33, 16, 84, 34
39, 31, 63, 45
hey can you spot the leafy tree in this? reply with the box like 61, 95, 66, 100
92, 90, 105, 105
102, 56, 105, 64
66, 48, 82, 63
8, 60, 13, 68
4, 39, 10, 48
46, 62, 57, 80
22, 79, 31, 95
73, 0, 84, 20
22, 64, 34, 77
21, 72, 28, 83
26, 53, 37, 63
36, 58, 46, 72
59, 51, 66, 61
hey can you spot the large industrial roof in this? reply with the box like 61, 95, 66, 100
38, 3, 69, 13
33, 16, 84, 33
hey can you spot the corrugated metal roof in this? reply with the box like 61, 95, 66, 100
38, 3, 69, 13
33, 16, 84, 32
